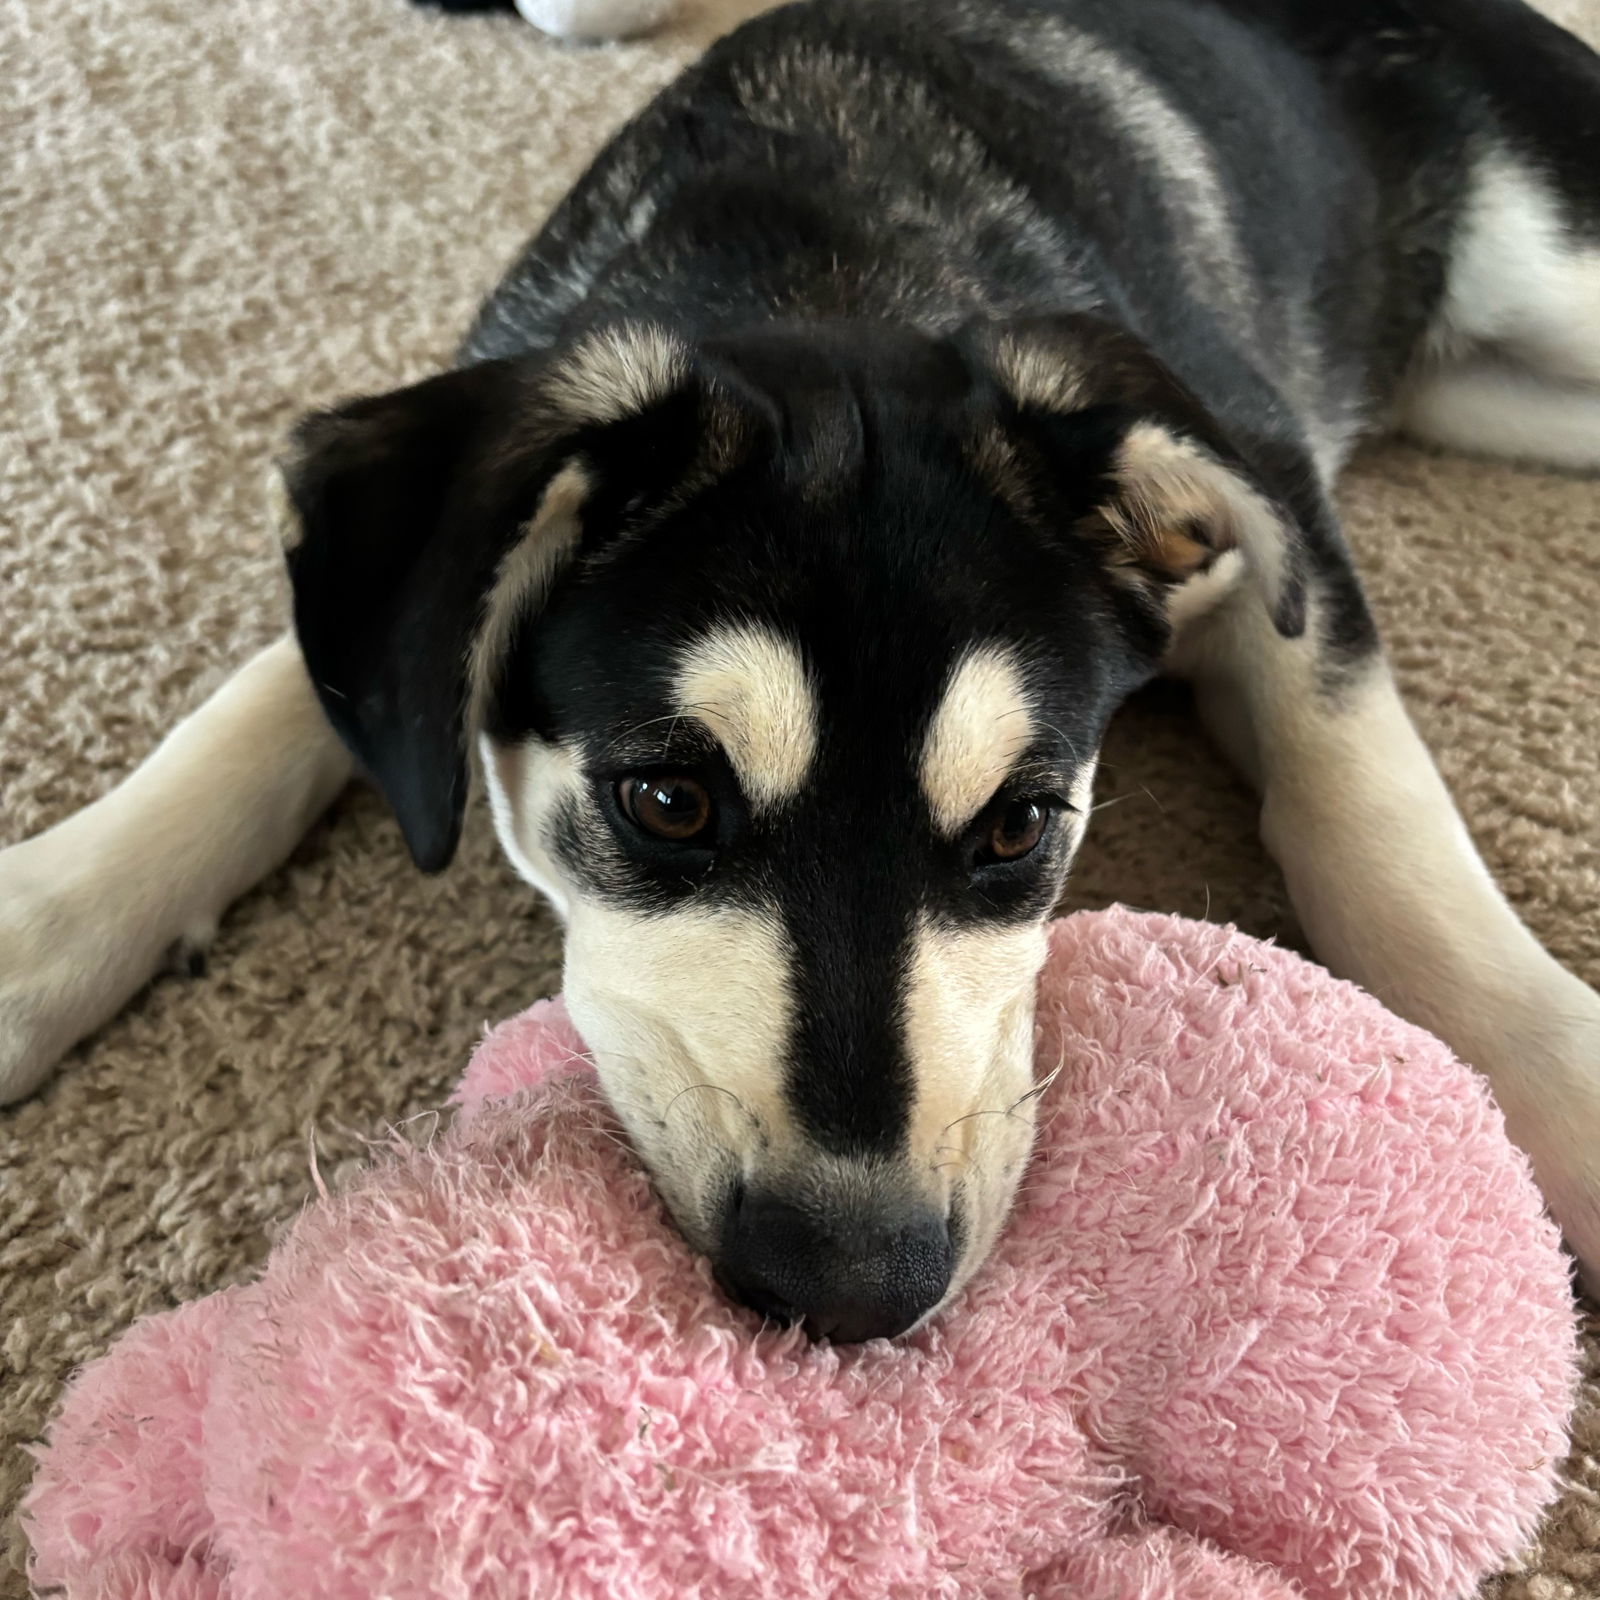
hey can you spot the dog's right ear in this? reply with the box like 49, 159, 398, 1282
279, 326, 702, 873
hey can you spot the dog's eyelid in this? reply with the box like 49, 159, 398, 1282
984, 767, 1077, 815
590, 741, 753, 837
598, 727, 724, 775
949, 782, 1071, 855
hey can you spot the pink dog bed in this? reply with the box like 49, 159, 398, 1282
25, 910, 1577, 1600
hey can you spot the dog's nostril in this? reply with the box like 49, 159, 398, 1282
714, 1187, 952, 1343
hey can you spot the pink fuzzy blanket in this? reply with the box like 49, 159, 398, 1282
24, 910, 1578, 1599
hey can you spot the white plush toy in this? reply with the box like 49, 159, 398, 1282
513, 0, 680, 37
414, 0, 680, 42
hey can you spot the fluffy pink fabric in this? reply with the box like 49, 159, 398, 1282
25, 910, 1577, 1600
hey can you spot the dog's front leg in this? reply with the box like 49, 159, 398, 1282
1176, 589, 1600, 1295
0, 635, 352, 1103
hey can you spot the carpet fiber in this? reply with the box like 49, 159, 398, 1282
1, 0, 1596, 1593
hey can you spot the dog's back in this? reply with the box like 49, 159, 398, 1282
467, 0, 1595, 467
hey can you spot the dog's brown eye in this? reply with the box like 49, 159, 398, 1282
618, 774, 714, 843
982, 799, 1048, 863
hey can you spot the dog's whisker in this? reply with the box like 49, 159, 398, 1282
942, 1106, 1032, 1133
660, 1080, 754, 1124
1032, 719, 1085, 769
1090, 787, 1164, 816
613, 711, 685, 741
1008, 1059, 1065, 1114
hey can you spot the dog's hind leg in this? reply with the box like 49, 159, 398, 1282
1173, 587, 1600, 1295
1399, 155, 1600, 472
0, 636, 352, 1104
1401, 360, 1600, 472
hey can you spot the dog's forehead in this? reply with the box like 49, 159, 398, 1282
503, 385, 1132, 778
626, 606, 1040, 790
536, 525, 959, 742
664, 620, 1043, 809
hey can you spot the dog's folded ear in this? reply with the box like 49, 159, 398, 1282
279, 325, 702, 873
1078, 417, 1306, 636
976, 317, 1309, 639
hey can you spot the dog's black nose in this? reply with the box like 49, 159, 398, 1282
715, 1186, 952, 1343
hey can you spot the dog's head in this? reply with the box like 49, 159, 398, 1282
281, 316, 1303, 1340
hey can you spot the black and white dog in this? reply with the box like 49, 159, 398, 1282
4, 0, 1599, 1340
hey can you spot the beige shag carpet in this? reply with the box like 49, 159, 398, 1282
2, 0, 1598, 1592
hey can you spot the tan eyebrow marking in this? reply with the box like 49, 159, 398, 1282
673, 623, 819, 808
919, 645, 1034, 836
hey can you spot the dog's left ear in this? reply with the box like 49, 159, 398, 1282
279, 326, 703, 872
977, 317, 1308, 638
1085, 417, 1306, 637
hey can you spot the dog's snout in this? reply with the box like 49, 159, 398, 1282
715, 1185, 952, 1343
